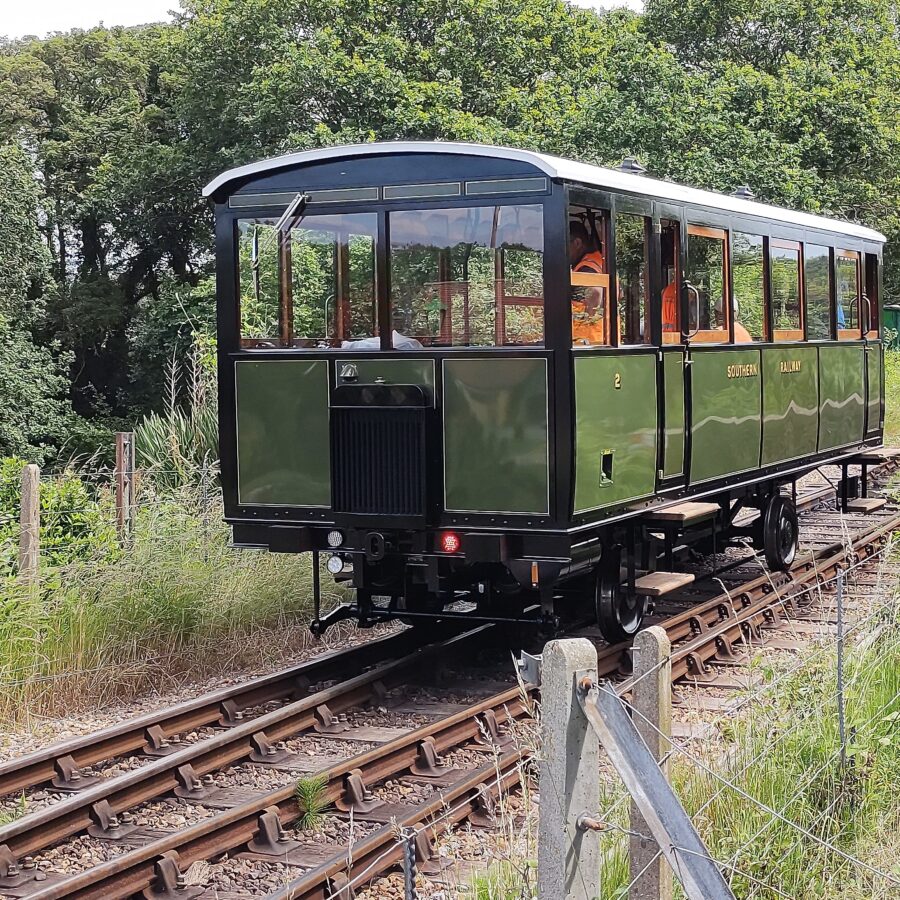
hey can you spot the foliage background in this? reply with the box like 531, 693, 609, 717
1, 0, 900, 461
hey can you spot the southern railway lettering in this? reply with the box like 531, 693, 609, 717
727, 363, 759, 379
780, 359, 802, 373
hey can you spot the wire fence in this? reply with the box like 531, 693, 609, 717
1, 439, 226, 580
568, 531, 900, 900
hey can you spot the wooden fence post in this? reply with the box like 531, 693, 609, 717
630, 626, 673, 900
538, 638, 600, 900
115, 432, 136, 543
18, 463, 40, 584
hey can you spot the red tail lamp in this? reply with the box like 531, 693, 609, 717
439, 531, 462, 554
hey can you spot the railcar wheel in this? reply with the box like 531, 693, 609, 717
595, 544, 645, 644
763, 494, 799, 571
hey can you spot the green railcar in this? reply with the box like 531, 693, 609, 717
204, 142, 886, 642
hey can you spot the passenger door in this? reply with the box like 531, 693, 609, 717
863, 252, 883, 438
656, 213, 687, 490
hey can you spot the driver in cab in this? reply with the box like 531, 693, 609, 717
569, 220, 607, 345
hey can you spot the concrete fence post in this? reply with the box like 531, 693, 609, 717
538, 638, 600, 900
18, 463, 40, 584
629, 626, 673, 900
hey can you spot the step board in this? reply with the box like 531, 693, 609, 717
634, 571, 695, 597
848, 447, 900, 464
845, 497, 887, 514
643, 501, 720, 526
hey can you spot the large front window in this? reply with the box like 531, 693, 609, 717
389, 204, 544, 347
237, 203, 544, 349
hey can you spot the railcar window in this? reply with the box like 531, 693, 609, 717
237, 214, 377, 348
686, 226, 728, 343
732, 233, 765, 341
569, 205, 610, 346
836, 251, 861, 339
805, 244, 832, 340
616, 213, 650, 345
770, 240, 803, 341
661, 220, 681, 343
238, 220, 280, 343
389, 204, 543, 347
864, 253, 879, 339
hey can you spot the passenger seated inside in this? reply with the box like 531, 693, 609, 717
340, 307, 424, 350
660, 226, 679, 337
569, 219, 607, 345
732, 300, 753, 343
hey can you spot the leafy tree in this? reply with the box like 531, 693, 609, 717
0, 142, 52, 329
0, 314, 74, 463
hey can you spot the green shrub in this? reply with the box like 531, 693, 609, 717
0, 481, 320, 721
0, 457, 119, 575
134, 333, 219, 490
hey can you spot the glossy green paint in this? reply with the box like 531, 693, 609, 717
689, 349, 761, 483
663, 351, 685, 477
818, 344, 865, 451
866, 342, 883, 434
235, 359, 330, 506
573, 353, 657, 513
442, 358, 549, 514
338, 358, 435, 401
761, 347, 819, 465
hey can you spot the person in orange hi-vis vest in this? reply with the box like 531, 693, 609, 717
662, 280, 679, 336
569, 220, 607, 345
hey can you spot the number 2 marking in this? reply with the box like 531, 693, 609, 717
614, 373, 622, 390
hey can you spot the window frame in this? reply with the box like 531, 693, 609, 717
235, 211, 380, 350
835, 248, 862, 341
730, 230, 767, 343
388, 202, 546, 349
614, 210, 653, 347
567, 201, 613, 349
231, 194, 551, 352
685, 223, 730, 345
864, 252, 880, 340
768, 237, 805, 343
802, 242, 834, 342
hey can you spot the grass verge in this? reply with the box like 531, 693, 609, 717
0, 480, 343, 726
467, 590, 900, 897
883, 349, 900, 447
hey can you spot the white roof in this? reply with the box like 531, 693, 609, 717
203, 141, 886, 243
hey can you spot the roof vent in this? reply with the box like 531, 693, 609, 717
618, 156, 647, 175
732, 185, 756, 200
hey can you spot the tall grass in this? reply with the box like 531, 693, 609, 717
883, 349, 900, 447
465, 607, 900, 898
0, 479, 340, 724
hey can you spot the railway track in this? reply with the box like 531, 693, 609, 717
1, 472, 898, 900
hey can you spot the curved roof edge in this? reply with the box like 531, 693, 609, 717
203, 141, 886, 243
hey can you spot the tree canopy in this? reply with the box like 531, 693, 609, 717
1, 0, 900, 460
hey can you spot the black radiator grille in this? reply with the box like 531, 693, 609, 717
331, 407, 427, 517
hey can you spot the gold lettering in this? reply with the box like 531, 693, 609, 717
727, 363, 759, 379
779, 360, 802, 374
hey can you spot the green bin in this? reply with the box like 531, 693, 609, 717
885, 305, 900, 348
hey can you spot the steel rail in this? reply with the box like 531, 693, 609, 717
258, 506, 900, 900
662, 512, 900, 686
265, 750, 526, 900
3, 469, 897, 897
0, 462, 871, 802
20, 686, 531, 900
0, 627, 439, 798
0, 627, 491, 861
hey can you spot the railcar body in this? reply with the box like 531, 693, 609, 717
204, 142, 886, 642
